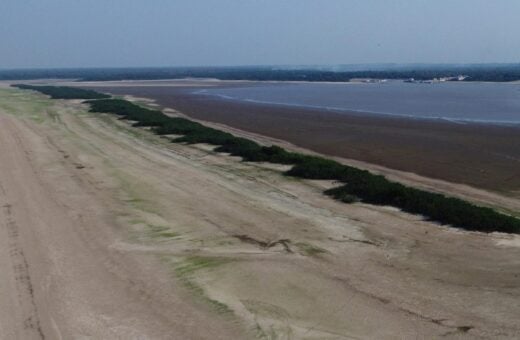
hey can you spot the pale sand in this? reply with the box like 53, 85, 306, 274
0, 87, 519, 339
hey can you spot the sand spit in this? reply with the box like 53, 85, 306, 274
0, 87, 519, 339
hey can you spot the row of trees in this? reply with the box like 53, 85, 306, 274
4, 64, 520, 82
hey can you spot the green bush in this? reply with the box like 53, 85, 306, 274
254, 146, 308, 164
286, 157, 351, 179
86, 99, 170, 126
154, 118, 206, 135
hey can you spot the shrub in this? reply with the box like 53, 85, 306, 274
154, 118, 206, 135
86, 99, 170, 126
286, 157, 354, 179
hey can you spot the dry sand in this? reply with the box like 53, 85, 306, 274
1, 85, 519, 339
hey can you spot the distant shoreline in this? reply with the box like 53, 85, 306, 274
3, 63, 520, 82
191, 86, 520, 126
53, 78, 520, 124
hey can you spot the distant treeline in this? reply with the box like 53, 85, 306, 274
13, 84, 520, 234
3, 64, 520, 82
13, 84, 110, 99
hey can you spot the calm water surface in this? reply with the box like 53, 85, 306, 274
194, 81, 520, 124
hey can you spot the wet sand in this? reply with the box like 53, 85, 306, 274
87, 83, 520, 193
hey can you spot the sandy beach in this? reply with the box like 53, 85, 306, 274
1, 84, 519, 338
4, 0, 520, 338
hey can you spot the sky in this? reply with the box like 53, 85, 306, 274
1, 0, 519, 69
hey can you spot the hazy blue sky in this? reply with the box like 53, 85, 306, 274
1, 0, 519, 68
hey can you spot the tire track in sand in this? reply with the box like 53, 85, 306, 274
0, 175, 45, 339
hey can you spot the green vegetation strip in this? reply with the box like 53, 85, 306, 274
4, 66, 520, 82
13, 84, 110, 100
14, 85, 520, 234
